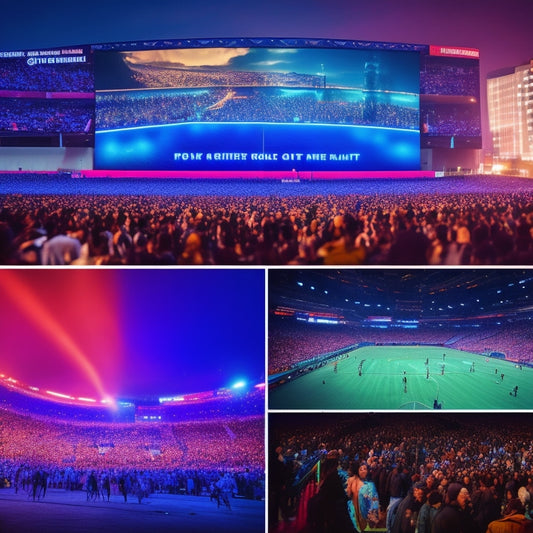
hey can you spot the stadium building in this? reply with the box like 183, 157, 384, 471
2, 39, 533, 267
487, 58, 533, 176
0, 37, 482, 177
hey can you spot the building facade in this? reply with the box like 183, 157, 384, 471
488, 59, 533, 171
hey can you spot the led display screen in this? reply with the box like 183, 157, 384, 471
420, 53, 481, 149
0, 46, 94, 147
94, 46, 421, 171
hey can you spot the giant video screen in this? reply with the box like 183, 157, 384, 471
94, 45, 420, 172
420, 50, 481, 149
0, 46, 94, 147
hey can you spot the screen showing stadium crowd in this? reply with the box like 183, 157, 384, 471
0, 58, 93, 93
419, 55, 481, 144
0, 98, 93, 134
0, 52, 94, 143
1, 175, 533, 266
422, 104, 481, 137
420, 57, 479, 97
269, 413, 533, 532
95, 88, 418, 131
95, 48, 419, 135
120, 64, 326, 90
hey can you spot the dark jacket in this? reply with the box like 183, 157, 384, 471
432, 503, 478, 533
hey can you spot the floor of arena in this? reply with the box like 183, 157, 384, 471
269, 346, 533, 410
0, 488, 264, 533
2, 174, 533, 197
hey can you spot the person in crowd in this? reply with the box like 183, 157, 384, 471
390, 480, 426, 533
386, 463, 409, 531
486, 497, 531, 533
216, 472, 237, 510
307, 452, 355, 533
416, 489, 442, 533
346, 460, 379, 532
432, 483, 477, 533
472, 474, 501, 532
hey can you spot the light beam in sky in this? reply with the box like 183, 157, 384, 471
0, 271, 111, 402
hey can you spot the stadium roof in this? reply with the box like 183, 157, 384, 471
91, 37, 428, 53
269, 269, 533, 321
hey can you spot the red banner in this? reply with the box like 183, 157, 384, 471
429, 45, 480, 59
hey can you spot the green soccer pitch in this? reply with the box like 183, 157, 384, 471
268, 345, 533, 410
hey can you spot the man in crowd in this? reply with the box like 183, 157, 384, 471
432, 483, 477, 533
486, 496, 533, 533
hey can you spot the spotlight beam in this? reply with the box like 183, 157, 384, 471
0, 272, 110, 402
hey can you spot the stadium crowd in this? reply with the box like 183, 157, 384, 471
0, 408, 264, 502
269, 324, 360, 374
96, 88, 216, 129
0, 408, 264, 472
268, 321, 532, 375
2, 176, 533, 266
270, 413, 533, 533
453, 325, 533, 365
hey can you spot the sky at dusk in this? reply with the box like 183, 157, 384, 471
0, 269, 265, 400
1, 1, 531, 73
1, 0, 532, 151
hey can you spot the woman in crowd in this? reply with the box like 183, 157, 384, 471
346, 461, 380, 532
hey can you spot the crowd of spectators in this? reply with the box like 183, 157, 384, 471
453, 325, 533, 364
0, 407, 264, 501
96, 88, 215, 129
269, 323, 360, 374
270, 413, 533, 532
0, 408, 263, 472
96, 87, 418, 130
2, 175, 533, 266
268, 320, 533, 375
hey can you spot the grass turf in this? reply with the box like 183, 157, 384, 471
269, 345, 532, 410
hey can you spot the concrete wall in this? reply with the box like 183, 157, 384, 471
0, 147, 93, 171
421, 148, 481, 173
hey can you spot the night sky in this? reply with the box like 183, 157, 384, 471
1, 0, 531, 150
0, 269, 265, 400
